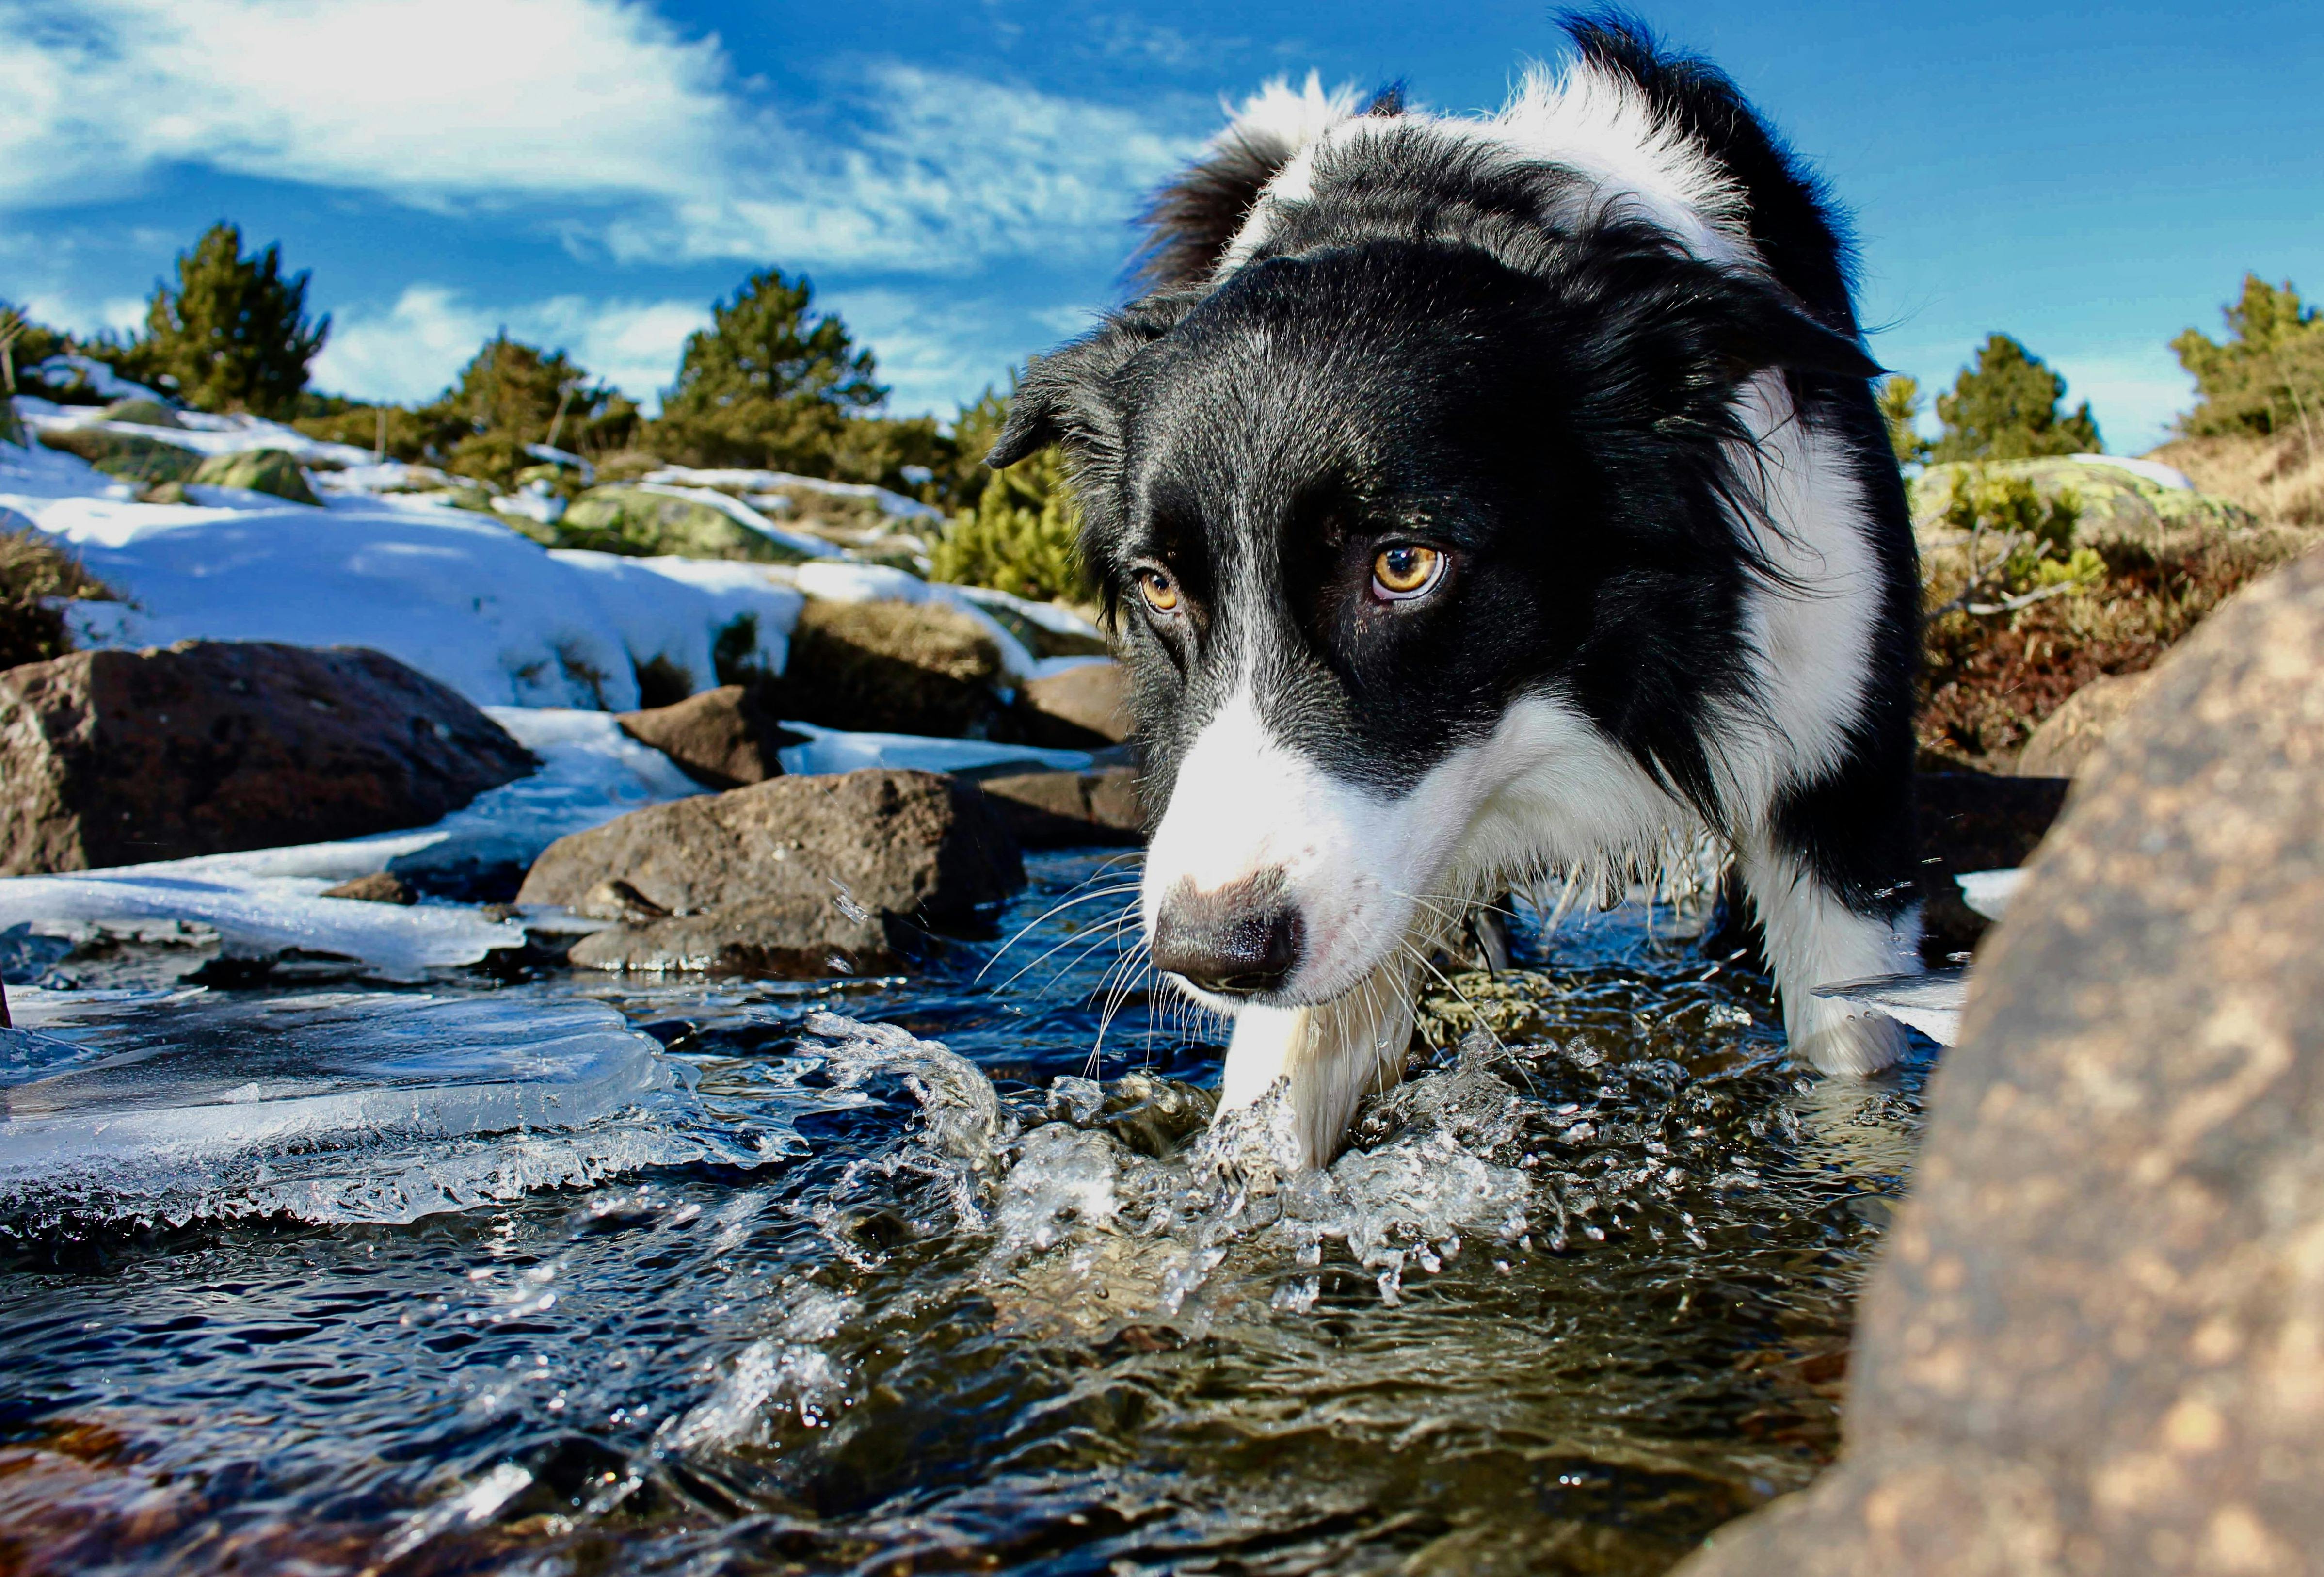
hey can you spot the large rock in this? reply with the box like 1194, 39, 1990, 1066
36, 427, 200, 487
549, 485, 810, 563
188, 448, 321, 507
1007, 660, 1132, 748
1677, 549, 2324, 1577
0, 641, 536, 873
979, 767, 1144, 848
518, 769, 1025, 976
615, 684, 799, 790
771, 599, 1004, 737
1911, 455, 2257, 547
2013, 670, 2153, 779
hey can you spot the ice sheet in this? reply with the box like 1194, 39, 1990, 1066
1813, 969, 1968, 1046
0, 989, 793, 1228
0, 710, 702, 972
775, 721, 1092, 778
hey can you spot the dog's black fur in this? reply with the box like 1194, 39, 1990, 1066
989, 16, 1923, 1150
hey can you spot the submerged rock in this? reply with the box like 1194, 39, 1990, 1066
1677, 549, 2324, 1577
615, 683, 800, 790
2012, 670, 2152, 779
0, 640, 537, 874
518, 768, 1024, 975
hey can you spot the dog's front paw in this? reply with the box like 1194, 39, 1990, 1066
1790, 1006, 1907, 1077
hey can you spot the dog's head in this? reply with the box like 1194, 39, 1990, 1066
990, 225, 1875, 1016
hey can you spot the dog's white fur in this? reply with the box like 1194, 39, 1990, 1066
1144, 59, 1920, 1166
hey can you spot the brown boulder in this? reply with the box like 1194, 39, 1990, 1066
518, 769, 1025, 975
0, 641, 535, 874
2013, 670, 2153, 779
978, 767, 1145, 848
1676, 549, 2324, 1577
615, 683, 800, 789
770, 599, 1003, 737
321, 872, 416, 905
1010, 660, 1132, 749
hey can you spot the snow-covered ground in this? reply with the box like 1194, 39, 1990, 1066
4, 428, 806, 710
0, 413, 1122, 972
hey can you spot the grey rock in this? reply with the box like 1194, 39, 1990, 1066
1676, 548, 2324, 1577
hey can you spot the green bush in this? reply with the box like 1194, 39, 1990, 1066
930, 441, 1094, 604
2171, 274, 2324, 443
1932, 334, 2102, 463
1937, 467, 2101, 598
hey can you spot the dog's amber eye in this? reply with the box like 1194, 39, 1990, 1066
1137, 567, 1181, 614
1371, 544, 1444, 600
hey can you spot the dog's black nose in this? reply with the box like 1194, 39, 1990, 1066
1152, 875, 1303, 996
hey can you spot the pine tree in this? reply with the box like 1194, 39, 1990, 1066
1876, 374, 1930, 467
655, 268, 884, 472
136, 223, 329, 417
1931, 334, 2101, 462
2171, 274, 2324, 445
429, 334, 635, 483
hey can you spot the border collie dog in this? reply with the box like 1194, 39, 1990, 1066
989, 19, 1923, 1168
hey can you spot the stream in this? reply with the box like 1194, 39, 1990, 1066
0, 850, 1932, 1576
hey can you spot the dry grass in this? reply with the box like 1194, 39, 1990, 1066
2148, 431, 2324, 527
1918, 521, 2320, 768
0, 529, 114, 672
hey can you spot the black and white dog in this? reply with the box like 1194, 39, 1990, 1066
989, 19, 1923, 1167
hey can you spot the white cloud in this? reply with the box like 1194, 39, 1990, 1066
0, 0, 1194, 274
312, 286, 705, 405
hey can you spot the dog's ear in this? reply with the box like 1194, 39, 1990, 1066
986, 292, 1198, 470
1715, 274, 1883, 382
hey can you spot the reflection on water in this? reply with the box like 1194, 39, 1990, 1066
0, 851, 1932, 1575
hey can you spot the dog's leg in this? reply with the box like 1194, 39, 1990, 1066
1738, 837, 1920, 1076
1216, 961, 1418, 1169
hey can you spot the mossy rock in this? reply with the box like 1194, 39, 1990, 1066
545, 486, 809, 563
769, 599, 1005, 736
37, 426, 202, 485
1912, 458, 2256, 548
189, 449, 321, 506
101, 398, 184, 429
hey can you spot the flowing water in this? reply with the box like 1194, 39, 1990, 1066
0, 851, 1933, 1576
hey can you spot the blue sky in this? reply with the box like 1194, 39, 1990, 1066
4, 0, 2318, 453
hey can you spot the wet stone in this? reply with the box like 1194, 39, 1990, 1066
1678, 548, 2324, 1577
